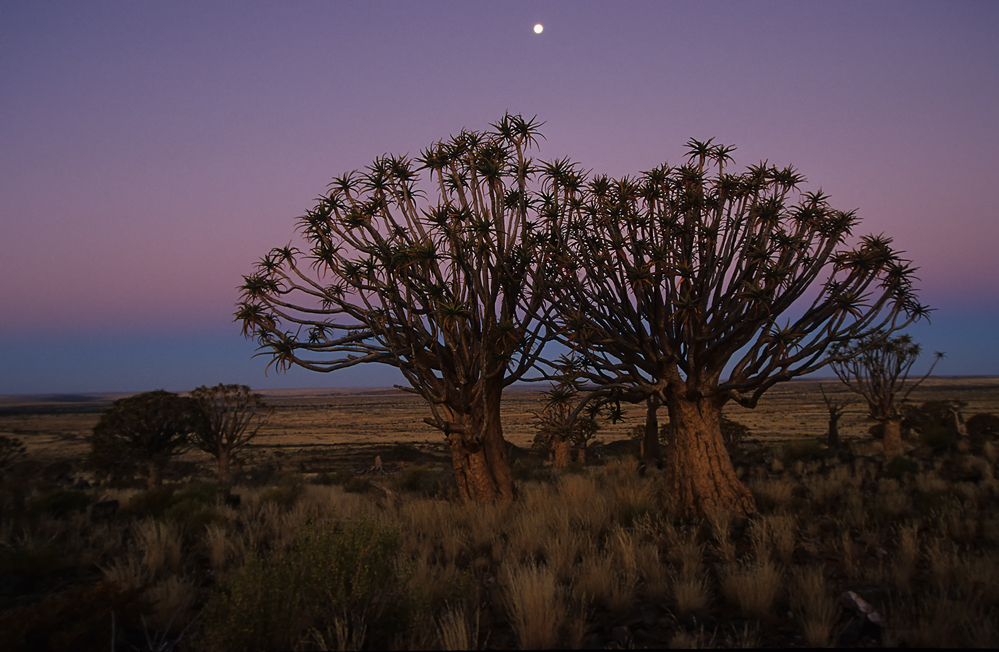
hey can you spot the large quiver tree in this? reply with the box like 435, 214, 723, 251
545, 139, 928, 517
236, 115, 554, 504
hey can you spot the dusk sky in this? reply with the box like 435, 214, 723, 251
2, 0, 997, 395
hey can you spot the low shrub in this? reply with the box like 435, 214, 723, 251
31, 489, 91, 517
127, 485, 178, 517
884, 455, 920, 479
200, 518, 406, 651
392, 464, 451, 498
779, 438, 824, 463
257, 484, 303, 508
0, 582, 149, 652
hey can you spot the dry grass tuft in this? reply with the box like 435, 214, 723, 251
502, 560, 568, 650
790, 565, 837, 647
436, 603, 479, 651
672, 573, 711, 617
721, 559, 783, 621
134, 519, 182, 577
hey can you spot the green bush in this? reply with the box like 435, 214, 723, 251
200, 518, 405, 651
391, 464, 450, 498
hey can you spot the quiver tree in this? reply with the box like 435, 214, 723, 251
91, 390, 205, 486
190, 384, 271, 487
542, 139, 928, 517
236, 114, 556, 504
831, 334, 942, 457
533, 356, 620, 469
819, 384, 855, 447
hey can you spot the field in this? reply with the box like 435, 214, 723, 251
2, 377, 999, 650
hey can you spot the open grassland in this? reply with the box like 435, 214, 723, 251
4, 377, 999, 467
1, 378, 999, 649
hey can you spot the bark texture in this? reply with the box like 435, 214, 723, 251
827, 414, 840, 448
553, 438, 571, 470
446, 382, 515, 504
662, 390, 757, 518
882, 417, 903, 458
643, 398, 662, 461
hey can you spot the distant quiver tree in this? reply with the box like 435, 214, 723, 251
190, 384, 271, 487
236, 114, 556, 503
91, 390, 205, 486
542, 139, 929, 517
830, 333, 942, 458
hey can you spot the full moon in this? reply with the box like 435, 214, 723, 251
533, 24, 544, 34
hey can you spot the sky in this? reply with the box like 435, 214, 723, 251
2, 0, 997, 395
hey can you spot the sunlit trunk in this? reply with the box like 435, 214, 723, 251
448, 378, 515, 504
553, 437, 571, 470
882, 417, 903, 458
662, 388, 757, 518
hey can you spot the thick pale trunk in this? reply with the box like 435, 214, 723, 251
448, 381, 515, 504
662, 390, 757, 518
217, 447, 232, 487
882, 417, 903, 458
643, 397, 661, 460
553, 438, 571, 470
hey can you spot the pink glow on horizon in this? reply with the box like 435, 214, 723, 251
2, 0, 997, 392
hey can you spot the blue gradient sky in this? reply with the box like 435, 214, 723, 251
2, 0, 997, 394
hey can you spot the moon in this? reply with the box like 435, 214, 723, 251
533, 24, 544, 34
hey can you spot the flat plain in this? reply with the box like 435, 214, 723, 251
3, 377, 998, 471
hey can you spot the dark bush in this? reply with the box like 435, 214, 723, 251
884, 455, 919, 479
200, 518, 405, 651
391, 464, 451, 498
967, 413, 999, 443
31, 489, 91, 517
721, 416, 751, 448
258, 484, 303, 508
780, 438, 824, 462
0, 582, 148, 652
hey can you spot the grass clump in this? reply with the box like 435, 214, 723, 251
200, 517, 405, 651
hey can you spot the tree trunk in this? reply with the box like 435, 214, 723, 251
827, 413, 840, 448
217, 447, 232, 487
553, 437, 571, 470
882, 417, 903, 458
148, 463, 162, 487
643, 397, 661, 460
448, 380, 515, 504
662, 389, 757, 518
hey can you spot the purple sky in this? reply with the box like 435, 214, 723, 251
2, 0, 997, 394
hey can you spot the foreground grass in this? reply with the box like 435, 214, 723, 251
2, 440, 999, 649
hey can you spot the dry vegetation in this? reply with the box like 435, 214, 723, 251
2, 378, 999, 649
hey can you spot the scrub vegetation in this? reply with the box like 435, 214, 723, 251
2, 384, 999, 650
